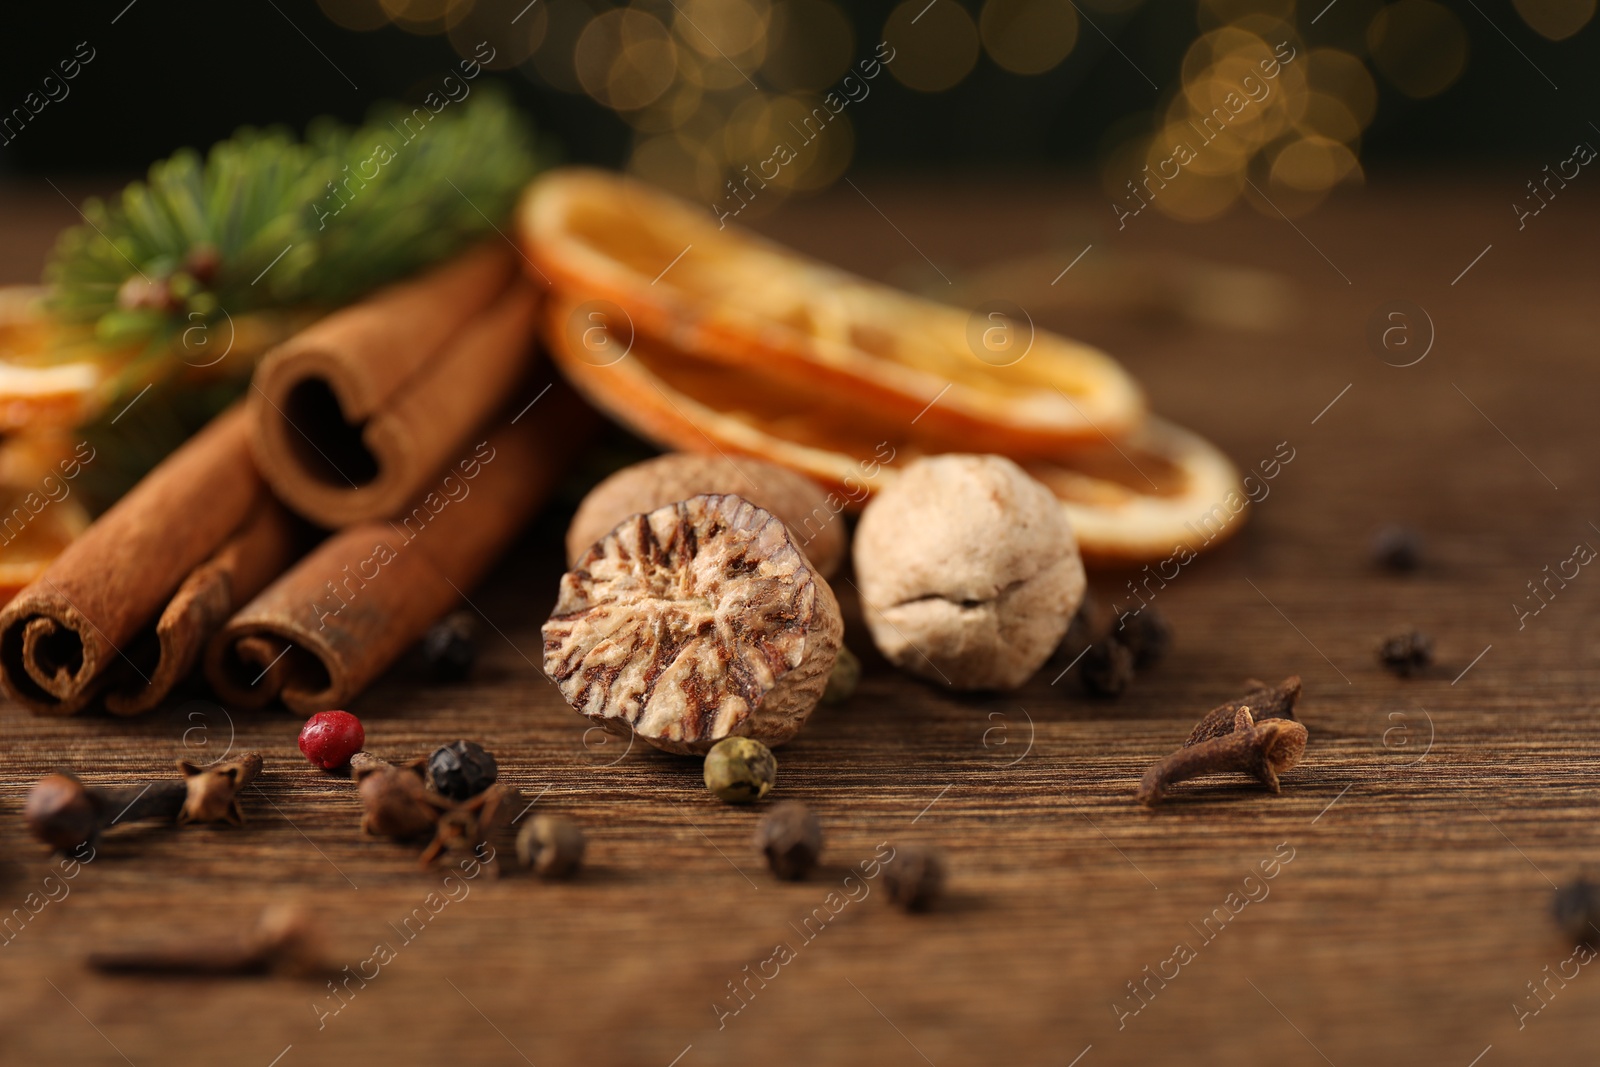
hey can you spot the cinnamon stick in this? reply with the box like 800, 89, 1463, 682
207, 386, 594, 714
0, 405, 300, 715
102, 499, 308, 715
248, 242, 536, 527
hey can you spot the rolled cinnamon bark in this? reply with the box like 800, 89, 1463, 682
101, 499, 308, 715
249, 242, 537, 527
208, 386, 595, 714
0, 405, 295, 716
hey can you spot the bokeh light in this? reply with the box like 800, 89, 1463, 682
884, 0, 982, 93
1514, 0, 1596, 40
1367, 0, 1469, 99
979, 0, 1079, 76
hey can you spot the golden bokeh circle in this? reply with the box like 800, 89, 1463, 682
672, 0, 773, 62
884, 0, 982, 93
1367, 0, 1468, 99
575, 9, 679, 112
447, 0, 548, 69
979, 0, 1078, 76
1306, 48, 1377, 129
763, 0, 855, 92
1513, 0, 1597, 40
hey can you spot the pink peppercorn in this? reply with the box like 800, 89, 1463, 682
298, 711, 365, 770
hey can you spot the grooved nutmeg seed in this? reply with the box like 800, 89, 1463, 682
565, 453, 846, 578
543, 494, 843, 755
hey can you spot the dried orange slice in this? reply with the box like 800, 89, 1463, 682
0, 286, 110, 432
518, 168, 1146, 456
0, 489, 89, 607
541, 297, 1243, 564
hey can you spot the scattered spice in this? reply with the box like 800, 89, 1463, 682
352, 755, 441, 840
821, 644, 861, 705
421, 610, 479, 682
179, 752, 264, 825
1080, 638, 1136, 698
24, 754, 267, 851
703, 737, 777, 803
87, 904, 327, 978
753, 801, 822, 881
882, 845, 946, 911
426, 740, 498, 800
1061, 592, 1098, 654
1137, 705, 1309, 807
420, 783, 516, 874
1378, 630, 1433, 677
298, 711, 365, 771
1183, 677, 1302, 746
1371, 524, 1423, 572
516, 814, 586, 878
1116, 607, 1172, 669
1552, 877, 1600, 948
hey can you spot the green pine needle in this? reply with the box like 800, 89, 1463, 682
44, 88, 542, 379
42, 88, 544, 511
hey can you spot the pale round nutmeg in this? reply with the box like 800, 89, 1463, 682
543, 493, 843, 755
566, 453, 846, 578
853, 454, 1085, 690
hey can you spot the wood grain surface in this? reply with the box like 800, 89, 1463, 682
3, 177, 1598, 1067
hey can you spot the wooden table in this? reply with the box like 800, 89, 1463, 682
3, 176, 1597, 1066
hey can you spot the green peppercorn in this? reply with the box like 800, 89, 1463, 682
821, 645, 860, 705
703, 737, 776, 803
516, 815, 586, 879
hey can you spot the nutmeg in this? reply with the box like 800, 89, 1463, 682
565, 453, 846, 578
853, 454, 1085, 690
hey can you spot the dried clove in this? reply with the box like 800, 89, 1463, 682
1553, 878, 1600, 948
1138, 705, 1309, 807
352, 754, 443, 840
88, 904, 328, 978
420, 783, 518, 875
24, 774, 185, 851
25, 751, 267, 848
882, 845, 946, 911
179, 752, 265, 825
516, 814, 586, 878
1371, 524, 1423, 572
1378, 630, 1433, 677
1183, 677, 1302, 746
1080, 637, 1136, 698
753, 802, 822, 881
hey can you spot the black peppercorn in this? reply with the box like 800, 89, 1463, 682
426, 740, 498, 801
421, 611, 479, 682
1080, 637, 1136, 698
1060, 593, 1098, 657
883, 845, 945, 911
753, 802, 822, 881
1116, 607, 1172, 669
1371, 525, 1423, 572
1553, 877, 1600, 947
1378, 630, 1433, 677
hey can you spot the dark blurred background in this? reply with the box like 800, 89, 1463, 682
4, 0, 1599, 222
